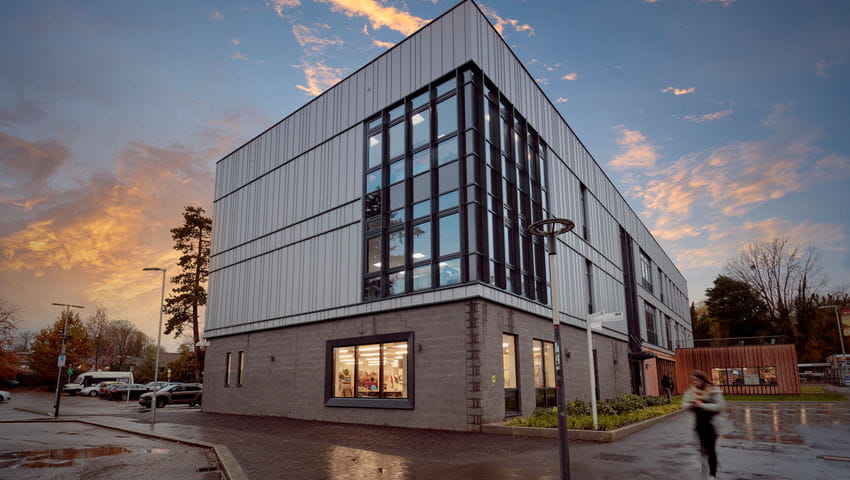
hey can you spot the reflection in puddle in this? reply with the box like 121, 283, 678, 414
149, 448, 170, 454
0, 446, 131, 469
325, 445, 410, 479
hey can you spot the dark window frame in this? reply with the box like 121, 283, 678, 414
237, 351, 244, 387
224, 351, 232, 387
503, 333, 521, 416
324, 331, 415, 409
533, 338, 557, 409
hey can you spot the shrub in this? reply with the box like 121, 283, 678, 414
505, 394, 680, 431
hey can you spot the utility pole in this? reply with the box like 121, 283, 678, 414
51, 303, 84, 418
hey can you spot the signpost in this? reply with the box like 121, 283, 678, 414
586, 310, 624, 430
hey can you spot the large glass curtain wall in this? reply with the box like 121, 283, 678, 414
363, 64, 551, 304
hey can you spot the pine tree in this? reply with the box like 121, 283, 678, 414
163, 206, 212, 379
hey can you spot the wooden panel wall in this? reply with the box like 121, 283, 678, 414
675, 345, 800, 395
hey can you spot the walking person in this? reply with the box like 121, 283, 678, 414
661, 373, 674, 400
682, 370, 726, 480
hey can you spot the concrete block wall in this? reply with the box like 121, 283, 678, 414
204, 298, 631, 430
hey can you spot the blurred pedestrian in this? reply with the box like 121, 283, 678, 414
682, 370, 726, 480
661, 373, 674, 400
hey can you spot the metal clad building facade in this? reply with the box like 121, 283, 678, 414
204, 0, 691, 430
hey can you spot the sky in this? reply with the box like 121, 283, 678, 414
1, 0, 849, 351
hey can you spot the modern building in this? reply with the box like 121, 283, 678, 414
203, 0, 691, 431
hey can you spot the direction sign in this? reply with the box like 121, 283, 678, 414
588, 310, 625, 330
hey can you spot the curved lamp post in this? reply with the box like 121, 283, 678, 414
528, 218, 574, 480
143, 267, 166, 425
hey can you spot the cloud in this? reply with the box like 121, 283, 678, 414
292, 24, 344, 55
212, 10, 224, 21
0, 93, 45, 127
619, 105, 850, 247
372, 39, 394, 49
294, 60, 347, 96
683, 109, 733, 123
610, 126, 660, 169
535, 77, 549, 86
231, 38, 241, 46
478, 3, 535, 37
561, 72, 578, 81
0, 131, 69, 208
269, 0, 301, 18
556, 97, 568, 103
661, 86, 695, 96
0, 139, 214, 276
814, 58, 843, 78
227, 51, 248, 60
701, 0, 737, 6
315, 0, 427, 36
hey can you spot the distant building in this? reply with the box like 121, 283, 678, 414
203, 0, 690, 430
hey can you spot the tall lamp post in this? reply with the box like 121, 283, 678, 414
528, 218, 574, 480
143, 267, 167, 425
817, 305, 847, 357
51, 302, 84, 418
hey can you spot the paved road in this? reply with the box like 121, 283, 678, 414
2, 390, 849, 479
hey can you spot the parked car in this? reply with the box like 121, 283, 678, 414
0, 390, 10, 403
105, 384, 148, 401
98, 381, 126, 398
138, 383, 202, 409
81, 381, 120, 397
145, 381, 169, 391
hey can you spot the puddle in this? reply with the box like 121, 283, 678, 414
0, 446, 131, 469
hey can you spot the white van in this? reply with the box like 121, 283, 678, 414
64, 371, 134, 395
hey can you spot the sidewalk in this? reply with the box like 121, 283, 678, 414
4, 391, 850, 479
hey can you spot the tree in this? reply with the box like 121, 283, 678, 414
106, 319, 148, 369
29, 310, 91, 382
0, 298, 19, 380
167, 342, 200, 383
163, 206, 212, 379
796, 292, 850, 362
704, 276, 770, 341
691, 302, 713, 341
85, 306, 111, 369
723, 237, 826, 341
13, 330, 36, 352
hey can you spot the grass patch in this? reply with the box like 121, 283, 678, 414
726, 385, 847, 402
506, 394, 682, 431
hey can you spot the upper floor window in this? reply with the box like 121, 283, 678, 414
362, 64, 549, 305
579, 183, 589, 241
644, 302, 658, 345
640, 250, 653, 293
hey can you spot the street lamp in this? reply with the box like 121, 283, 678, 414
528, 218, 574, 480
143, 267, 166, 425
51, 302, 84, 418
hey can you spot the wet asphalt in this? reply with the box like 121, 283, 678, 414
1, 390, 849, 479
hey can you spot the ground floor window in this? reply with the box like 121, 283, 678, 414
533, 339, 556, 408
325, 332, 414, 409
225, 352, 232, 387
503, 333, 520, 415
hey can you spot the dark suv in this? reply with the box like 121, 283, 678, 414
138, 383, 202, 408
